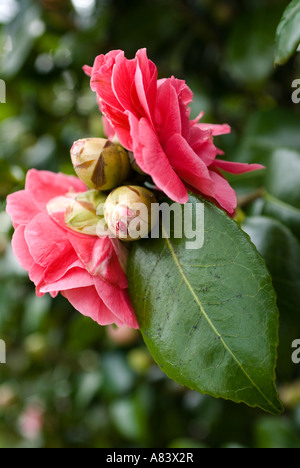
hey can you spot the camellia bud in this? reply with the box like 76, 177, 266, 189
128, 151, 146, 175
103, 185, 158, 241
71, 138, 131, 191
64, 190, 106, 236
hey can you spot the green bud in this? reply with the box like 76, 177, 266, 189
65, 190, 106, 236
128, 151, 146, 175
71, 138, 131, 191
103, 185, 158, 241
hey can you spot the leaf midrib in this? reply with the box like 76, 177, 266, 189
164, 234, 279, 413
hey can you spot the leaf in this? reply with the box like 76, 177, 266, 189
242, 216, 300, 380
275, 0, 300, 65
128, 194, 283, 414
252, 148, 300, 239
233, 109, 300, 166
265, 148, 300, 209
225, 6, 282, 85
255, 416, 300, 448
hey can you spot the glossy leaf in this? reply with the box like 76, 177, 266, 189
275, 0, 300, 65
242, 216, 300, 380
266, 148, 300, 209
226, 6, 282, 85
128, 195, 283, 414
253, 149, 300, 239
233, 109, 300, 167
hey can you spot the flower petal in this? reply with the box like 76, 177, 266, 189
208, 170, 237, 215
128, 114, 188, 204
25, 170, 86, 212
135, 48, 157, 121
39, 267, 94, 294
12, 225, 35, 272
195, 123, 231, 136
62, 286, 123, 326
165, 133, 215, 197
11, 225, 46, 286
212, 159, 265, 174
25, 212, 72, 267
6, 190, 40, 226
94, 277, 139, 328
155, 79, 183, 143
67, 232, 128, 288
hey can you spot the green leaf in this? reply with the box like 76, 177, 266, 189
225, 6, 282, 85
233, 109, 300, 167
252, 148, 300, 239
255, 416, 300, 448
275, 0, 300, 65
266, 148, 300, 209
242, 216, 300, 380
128, 195, 283, 414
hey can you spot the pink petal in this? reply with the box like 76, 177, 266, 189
94, 277, 139, 329
195, 123, 231, 136
25, 170, 86, 212
110, 238, 130, 274
6, 190, 39, 226
43, 255, 82, 284
155, 79, 183, 143
211, 159, 265, 174
90, 51, 124, 112
188, 125, 217, 166
165, 77, 194, 106
112, 52, 142, 116
62, 286, 124, 327
11, 225, 45, 286
135, 48, 157, 121
39, 267, 94, 294
25, 212, 72, 267
83, 65, 93, 77
12, 225, 35, 272
101, 101, 132, 150
128, 114, 188, 204
208, 170, 237, 215
102, 115, 115, 140
67, 232, 128, 288
165, 133, 215, 197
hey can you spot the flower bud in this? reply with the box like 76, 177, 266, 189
65, 190, 106, 236
103, 185, 158, 241
71, 138, 131, 191
128, 151, 146, 175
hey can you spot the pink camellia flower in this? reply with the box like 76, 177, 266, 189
84, 48, 264, 215
6, 169, 138, 329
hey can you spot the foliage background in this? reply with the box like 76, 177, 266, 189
1, 0, 300, 448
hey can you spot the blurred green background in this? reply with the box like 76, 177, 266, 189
1, 0, 300, 448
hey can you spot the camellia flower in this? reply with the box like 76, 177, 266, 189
6, 169, 138, 328
84, 48, 264, 215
